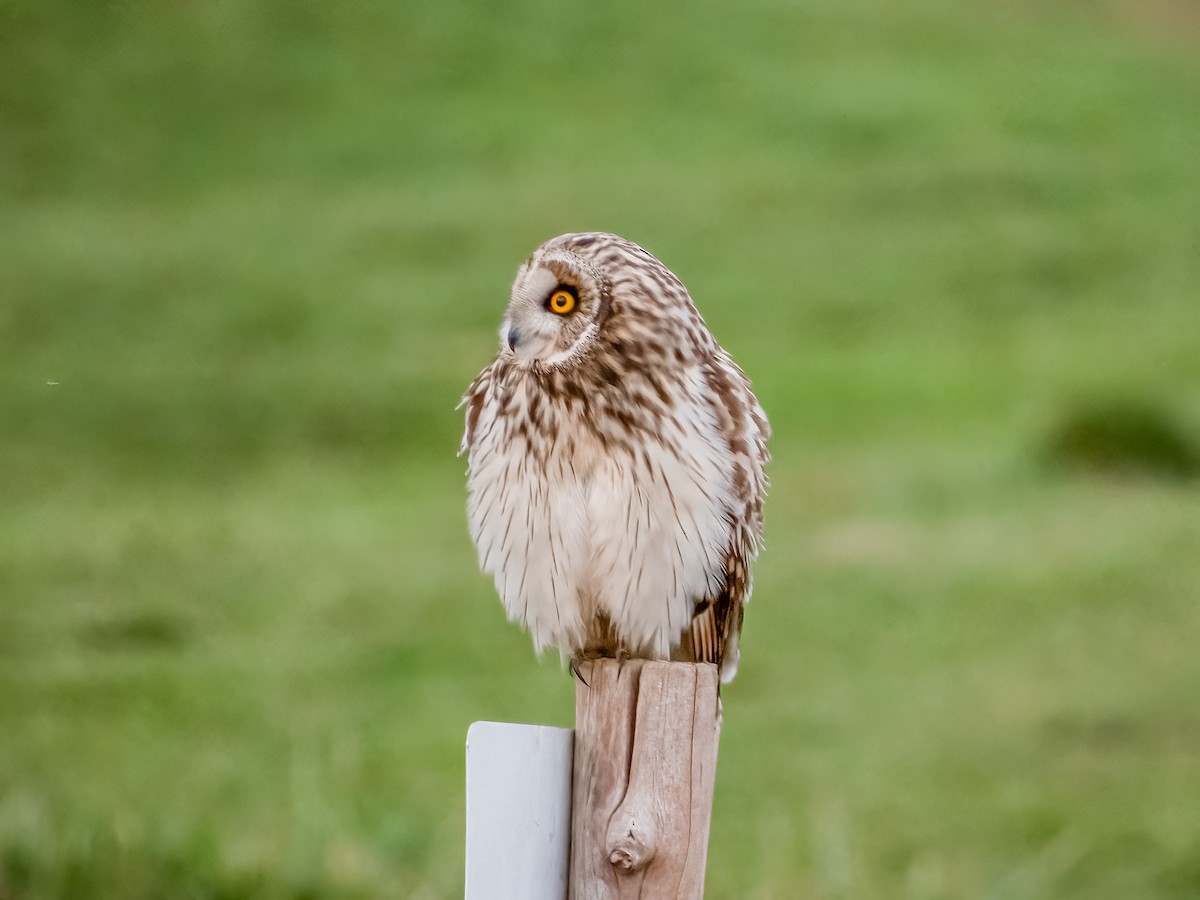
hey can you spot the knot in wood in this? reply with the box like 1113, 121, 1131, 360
607, 824, 655, 874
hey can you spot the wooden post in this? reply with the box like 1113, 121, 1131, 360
570, 659, 722, 900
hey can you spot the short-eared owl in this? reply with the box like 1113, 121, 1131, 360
460, 233, 769, 682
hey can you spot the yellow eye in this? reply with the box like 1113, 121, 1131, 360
548, 289, 576, 315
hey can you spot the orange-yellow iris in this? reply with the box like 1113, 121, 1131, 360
548, 290, 576, 315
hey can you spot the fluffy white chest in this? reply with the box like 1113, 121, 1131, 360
465, 368, 735, 658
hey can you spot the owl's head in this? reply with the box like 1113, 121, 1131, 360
499, 232, 707, 371
499, 234, 614, 368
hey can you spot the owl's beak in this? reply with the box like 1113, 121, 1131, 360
506, 327, 520, 352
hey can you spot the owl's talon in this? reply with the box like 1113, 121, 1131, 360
569, 656, 590, 687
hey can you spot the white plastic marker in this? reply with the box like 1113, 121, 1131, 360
465, 721, 573, 900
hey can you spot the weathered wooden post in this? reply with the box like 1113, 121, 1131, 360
570, 659, 722, 900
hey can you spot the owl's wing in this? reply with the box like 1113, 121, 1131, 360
458, 360, 500, 456
677, 549, 751, 681
675, 354, 770, 682
680, 553, 744, 663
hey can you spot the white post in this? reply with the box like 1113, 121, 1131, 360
465, 721, 574, 900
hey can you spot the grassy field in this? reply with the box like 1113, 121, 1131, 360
2, 0, 1200, 897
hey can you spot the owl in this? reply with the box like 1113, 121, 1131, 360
459, 232, 769, 682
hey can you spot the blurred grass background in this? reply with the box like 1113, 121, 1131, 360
2, 0, 1199, 897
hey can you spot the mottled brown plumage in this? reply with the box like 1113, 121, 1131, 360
460, 233, 769, 681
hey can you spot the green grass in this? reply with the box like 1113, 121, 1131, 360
2, 0, 1199, 897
